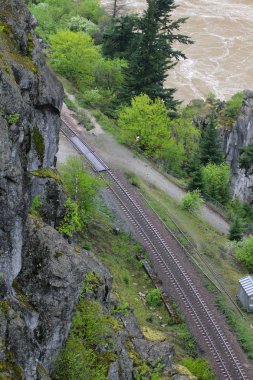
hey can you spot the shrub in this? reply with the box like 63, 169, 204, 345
7, 112, 20, 125
180, 190, 204, 212
146, 289, 162, 307
225, 91, 244, 119
201, 163, 230, 204
181, 357, 216, 380
58, 198, 81, 237
29, 194, 42, 217
235, 235, 253, 270
59, 156, 104, 226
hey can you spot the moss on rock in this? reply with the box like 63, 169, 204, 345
31, 168, 61, 183
33, 128, 45, 163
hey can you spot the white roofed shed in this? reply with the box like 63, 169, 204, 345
238, 276, 253, 312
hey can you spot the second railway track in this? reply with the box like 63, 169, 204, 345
60, 118, 252, 380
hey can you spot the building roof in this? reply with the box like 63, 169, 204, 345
239, 276, 253, 297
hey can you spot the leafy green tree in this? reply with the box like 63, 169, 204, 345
28, 0, 72, 40
201, 163, 230, 204
235, 235, 253, 270
123, 0, 192, 108
239, 143, 253, 176
50, 30, 101, 87
200, 113, 224, 165
68, 16, 98, 36
59, 156, 104, 226
118, 94, 185, 171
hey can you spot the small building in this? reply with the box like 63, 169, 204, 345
238, 276, 253, 312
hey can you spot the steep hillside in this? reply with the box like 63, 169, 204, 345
0, 1, 111, 378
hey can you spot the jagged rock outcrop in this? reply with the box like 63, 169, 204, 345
0, 1, 112, 378
224, 90, 253, 202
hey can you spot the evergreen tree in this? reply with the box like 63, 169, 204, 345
102, 15, 139, 59
188, 155, 203, 191
124, 0, 192, 108
239, 143, 253, 176
200, 113, 224, 165
228, 217, 243, 241
107, 0, 192, 108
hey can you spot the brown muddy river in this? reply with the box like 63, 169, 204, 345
101, 0, 253, 103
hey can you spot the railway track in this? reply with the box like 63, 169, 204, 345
60, 118, 251, 380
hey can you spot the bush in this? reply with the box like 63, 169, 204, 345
52, 299, 111, 380
29, 194, 42, 217
59, 156, 104, 226
58, 198, 81, 237
225, 91, 244, 118
180, 190, 204, 212
146, 289, 162, 307
235, 235, 253, 270
201, 163, 230, 204
181, 357, 216, 380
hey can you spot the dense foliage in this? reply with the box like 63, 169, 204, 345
180, 190, 204, 212
103, 0, 192, 108
59, 156, 104, 227
235, 235, 253, 270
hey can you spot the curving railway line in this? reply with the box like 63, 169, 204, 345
60, 117, 252, 380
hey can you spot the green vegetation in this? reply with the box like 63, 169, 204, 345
199, 113, 224, 166
201, 163, 230, 204
181, 357, 217, 380
239, 143, 253, 176
59, 156, 104, 227
33, 127, 45, 163
58, 198, 81, 237
225, 91, 244, 119
31, 168, 61, 183
103, 0, 192, 108
235, 235, 253, 271
52, 299, 114, 380
146, 289, 162, 307
180, 190, 204, 212
29, 194, 42, 217
118, 94, 199, 173
7, 112, 20, 125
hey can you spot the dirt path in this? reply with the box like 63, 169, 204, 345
58, 104, 229, 234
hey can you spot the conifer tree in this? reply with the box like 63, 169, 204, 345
228, 217, 243, 241
200, 113, 224, 165
124, 0, 192, 108
187, 153, 203, 191
102, 0, 192, 108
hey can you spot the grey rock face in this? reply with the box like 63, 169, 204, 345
224, 90, 253, 202
0, 0, 63, 288
11, 220, 112, 377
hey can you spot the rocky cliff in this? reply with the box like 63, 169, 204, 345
0, 1, 111, 378
224, 90, 253, 202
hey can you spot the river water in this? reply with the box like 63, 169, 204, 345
101, 0, 253, 103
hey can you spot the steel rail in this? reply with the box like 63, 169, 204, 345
60, 119, 250, 380
106, 169, 248, 380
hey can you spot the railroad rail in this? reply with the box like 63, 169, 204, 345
60, 118, 251, 380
